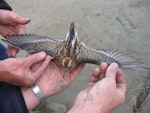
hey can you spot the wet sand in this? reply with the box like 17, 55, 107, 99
1, 0, 150, 113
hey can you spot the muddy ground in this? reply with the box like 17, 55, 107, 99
1, 0, 150, 113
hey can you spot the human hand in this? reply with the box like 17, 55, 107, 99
68, 63, 126, 113
0, 52, 50, 86
33, 59, 85, 97
0, 9, 31, 57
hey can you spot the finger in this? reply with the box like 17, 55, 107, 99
89, 68, 100, 87
116, 69, 126, 93
16, 25, 25, 34
89, 62, 108, 87
26, 53, 31, 57
99, 62, 108, 80
69, 63, 85, 81
6, 46, 12, 57
31, 62, 43, 72
91, 68, 100, 79
11, 14, 31, 25
6, 45, 19, 57
25, 52, 47, 66
105, 63, 119, 81
31, 55, 52, 72
32, 56, 51, 81
116, 69, 125, 84
0, 26, 14, 36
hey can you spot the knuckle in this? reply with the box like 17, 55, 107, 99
7, 13, 14, 20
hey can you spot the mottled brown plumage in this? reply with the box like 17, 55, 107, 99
2, 22, 150, 70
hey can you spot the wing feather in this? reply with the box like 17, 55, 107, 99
78, 46, 149, 70
2, 34, 63, 57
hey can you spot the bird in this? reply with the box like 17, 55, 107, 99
2, 22, 150, 70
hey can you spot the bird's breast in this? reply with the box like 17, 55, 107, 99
62, 57, 72, 69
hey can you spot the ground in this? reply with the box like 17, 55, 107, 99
0, 0, 150, 113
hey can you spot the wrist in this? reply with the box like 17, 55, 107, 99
68, 101, 104, 113
21, 87, 40, 111
0, 60, 9, 82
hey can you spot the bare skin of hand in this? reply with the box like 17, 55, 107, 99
68, 63, 126, 113
21, 58, 85, 111
0, 9, 31, 57
31, 58, 85, 97
0, 52, 50, 86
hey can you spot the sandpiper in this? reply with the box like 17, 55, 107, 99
2, 22, 150, 70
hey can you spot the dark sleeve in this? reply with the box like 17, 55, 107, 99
0, 0, 12, 11
0, 82, 28, 113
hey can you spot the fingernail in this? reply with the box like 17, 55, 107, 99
39, 51, 46, 58
111, 63, 118, 69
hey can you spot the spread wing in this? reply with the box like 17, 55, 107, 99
2, 34, 63, 57
78, 46, 150, 70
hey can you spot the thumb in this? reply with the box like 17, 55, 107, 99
25, 52, 47, 67
12, 14, 31, 25
105, 63, 119, 80
15, 17, 31, 25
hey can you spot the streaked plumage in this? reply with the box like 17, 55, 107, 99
2, 22, 150, 70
